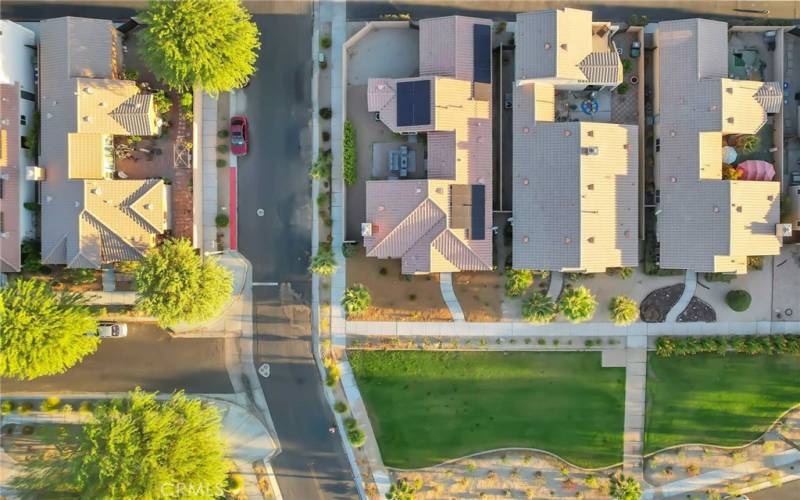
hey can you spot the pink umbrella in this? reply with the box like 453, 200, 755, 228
736, 160, 775, 181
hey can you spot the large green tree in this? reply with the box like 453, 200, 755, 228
138, 0, 261, 94
0, 279, 99, 380
13, 389, 228, 499
135, 238, 233, 326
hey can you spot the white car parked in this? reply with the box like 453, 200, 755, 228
93, 322, 128, 338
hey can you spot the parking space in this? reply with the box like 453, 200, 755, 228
1, 323, 232, 394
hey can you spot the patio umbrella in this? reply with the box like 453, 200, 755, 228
736, 160, 776, 181
722, 146, 737, 164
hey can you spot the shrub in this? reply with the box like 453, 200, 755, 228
215, 213, 230, 228
18, 402, 32, 415
342, 284, 371, 317
23, 110, 40, 159
505, 269, 534, 297
325, 362, 341, 387
333, 401, 348, 413
522, 293, 557, 324
585, 475, 599, 489
610, 472, 641, 500
378, 267, 388, 276
216, 159, 227, 168
347, 428, 366, 447
747, 256, 763, 271
606, 266, 634, 279
120, 67, 140, 80
152, 90, 172, 114
126, 135, 143, 145
621, 58, 633, 73
558, 286, 597, 323
341, 242, 357, 258
226, 473, 245, 494
343, 120, 357, 186
495, 21, 507, 33
78, 401, 94, 415
686, 463, 700, 476
735, 134, 760, 154
217, 129, 229, 139
216, 144, 229, 154
616, 82, 630, 95
40, 396, 61, 413
610, 295, 639, 326
722, 164, 742, 180
655, 334, 800, 357
320, 35, 332, 49
23, 201, 40, 212
61, 403, 73, 414
180, 92, 193, 108
344, 417, 358, 430
309, 245, 337, 276
1, 400, 15, 415
726, 290, 751, 312
319, 107, 332, 120
704, 272, 736, 283
309, 151, 332, 180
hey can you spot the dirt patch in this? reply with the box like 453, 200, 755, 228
453, 271, 503, 322
677, 296, 716, 322
640, 284, 684, 323
22, 266, 103, 293
346, 247, 451, 322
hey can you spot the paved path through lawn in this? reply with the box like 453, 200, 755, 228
440, 273, 465, 322
666, 271, 696, 322
623, 335, 647, 482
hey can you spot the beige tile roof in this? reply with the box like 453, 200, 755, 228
39, 17, 167, 268
364, 16, 493, 273
0, 83, 21, 272
515, 9, 622, 85
512, 9, 636, 273
655, 19, 782, 273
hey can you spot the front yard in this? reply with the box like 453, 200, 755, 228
349, 351, 625, 469
645, 353, 800, 454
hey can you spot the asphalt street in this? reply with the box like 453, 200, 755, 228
236, 12, 359, 500
1, 323, 232, 394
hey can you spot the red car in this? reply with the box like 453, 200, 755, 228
230, 115, 249, 156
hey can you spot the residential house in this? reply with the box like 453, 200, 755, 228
654, 19, 783, 274
364, 16, 493, 274
0, 20, 37, 273
37, 17, 169, 269
512, 8, 639, 273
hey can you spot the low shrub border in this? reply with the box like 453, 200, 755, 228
343, 120, 357, 186
655, 335, 800, 357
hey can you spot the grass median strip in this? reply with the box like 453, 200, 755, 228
349, 351, 625, 469
645, 353, 800, 454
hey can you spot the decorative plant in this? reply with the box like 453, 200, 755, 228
320, 35, 331, 49
725, 290, 751, 312
734, 134, 760, 153
343, 120, 357, 186
522, 292, 557, 324
342, 283, 371, 317
610, 295, 639, 326
310, 151, 332, 180
215, 213, 229, 228
558, 286, 597, 323
616, 82, 630, 95
609, 472, 642, 500
722, 164, 742, 180
309, 245, 337, 276
319, 107, 332, 120
504, 269, 534, 297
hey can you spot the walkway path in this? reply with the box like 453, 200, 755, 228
344, 319, 800, 337
201, 93, 219, 252
101, 268, 115, 292
665, 270, 696, 322
547, 271, 563, 300
622, 335, 647, 482
440, 273, 465, 322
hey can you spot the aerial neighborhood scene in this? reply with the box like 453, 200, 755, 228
2, 0, 800, 499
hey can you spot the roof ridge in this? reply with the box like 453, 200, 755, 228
369, 197, 445, 258
432, 229, 489, 268
125, 179, 163, 234
41, 234, 68, 264
81, 209, 141, 261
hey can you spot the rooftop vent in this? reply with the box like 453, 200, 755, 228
84, 86, 93, 94
522, 127, 530, 134
587, 237, 595, 243
544, 42, 551, 50
522, 236, 529, 243
560, 43, 568, 50
727, 117, 735, 124
726, 87, 734, 94
581, 146, 599, 155
563, 129, 572, 137
83, 116, 92, 123
587, 184, 594, 190
522, 178, 529, 186
377, 205, 385, 212
143, 203, 152, 210
361, 223, 373, 237
587, 130, 594, 137
91, 187, 101, 195
564, 237, 572, 245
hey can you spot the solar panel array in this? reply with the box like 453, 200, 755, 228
396, 80, 432, 126
473, 24, 491, 84
471, 184, 486, 240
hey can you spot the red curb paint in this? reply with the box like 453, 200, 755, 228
229, 167, 237, 250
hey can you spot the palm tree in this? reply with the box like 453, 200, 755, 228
342, 284, 371, 317
386, 478, 418, 500
610, 295, 639, 326
558, 286, 597, 323
522, 292, 557, 324
610, 473, 642, 500
734, 134, 760, 154
309, 245, 337, 276
505, 269, 534, 297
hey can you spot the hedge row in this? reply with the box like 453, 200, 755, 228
656, 335, 800, 357
343, 120, 357, 186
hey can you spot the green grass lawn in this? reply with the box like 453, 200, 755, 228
645, 353, 800, 454
348, 351, 625, 469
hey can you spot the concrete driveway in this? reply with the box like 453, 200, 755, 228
1, 323, 232, 394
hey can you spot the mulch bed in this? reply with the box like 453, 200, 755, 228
677, 296, 717, 322
640, 283, 684, 323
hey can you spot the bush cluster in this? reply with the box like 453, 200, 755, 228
655, 335, 800, 357
343, 120, 357, 186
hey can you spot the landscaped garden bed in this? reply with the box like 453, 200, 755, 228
645, 352, 800, 453
349, 351, 625, 469
452, 271, 504, 322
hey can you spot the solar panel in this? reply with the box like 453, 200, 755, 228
396, 80, 431, 126
471, 184, 486, 240
473, 24, 491, 84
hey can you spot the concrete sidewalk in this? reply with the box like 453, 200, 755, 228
439, 273, 465, 322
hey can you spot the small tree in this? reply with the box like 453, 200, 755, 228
215, 213, 230, 228
386, 478, 418, 500
343, 120, 357, 186
610, 473, 642, 500
342, 284, 371, 317
522, 292, 557, 324
1, 279, 99, 380
309, 245, 337, 276
505, 269, 534, 297
310, 151, 332, 180
734, 134, 760, 154
138, 0, 260, 95
725, 290, 751, 312
13, 388, 228, 498
722, 164, 742, 180
558, 286, 597, 323
135, 238, 233, 326
610, 295, 639, 326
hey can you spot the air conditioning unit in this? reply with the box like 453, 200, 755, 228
776, 223, 792, 238
581, 146, 599, 155
26, 166, 45, 181
361, 223, 374, 237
